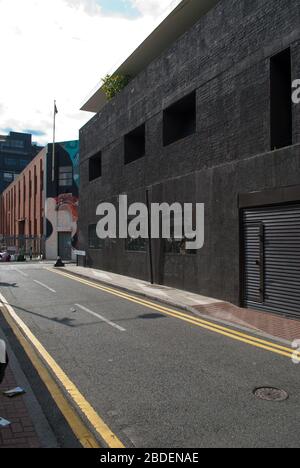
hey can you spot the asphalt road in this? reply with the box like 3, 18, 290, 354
0, 263, 299, 448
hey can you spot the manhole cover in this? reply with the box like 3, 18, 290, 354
254, 387, 289, 402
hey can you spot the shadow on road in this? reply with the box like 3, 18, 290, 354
138, 313, 165, 320
0, 301, 79, 328
0, 298, 167, 329
0, 282, 18, 288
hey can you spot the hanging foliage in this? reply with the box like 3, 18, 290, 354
101, 74, 131, 100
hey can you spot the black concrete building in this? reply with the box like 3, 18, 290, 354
0, 131, 42, 194
79, 0, 300, 318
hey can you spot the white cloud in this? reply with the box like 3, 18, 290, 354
63, 0, 101, 16
0, 0, 180, 145
132, 0, 180, 17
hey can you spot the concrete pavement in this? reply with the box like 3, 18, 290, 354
0, 263, 299, 448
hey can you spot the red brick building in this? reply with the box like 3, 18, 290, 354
0, 140, 79, 260
0, 148, 46, 240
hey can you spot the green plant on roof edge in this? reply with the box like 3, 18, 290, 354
101, 74, 131, 100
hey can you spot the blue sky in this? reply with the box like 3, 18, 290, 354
24, 130, 47, 137
99, 0, 140, 18
0, 0, 180, 145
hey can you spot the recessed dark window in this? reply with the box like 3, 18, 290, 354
124, 124, 145, 165
270, 48, 292, 150
88, 224, 104, 250
164, 218, 196, 255
125, 237, 147, 252
89, 151, 102, 182
125, 216, 147, 251
163, 91, 196, 146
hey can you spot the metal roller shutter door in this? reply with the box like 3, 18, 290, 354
242, 203, 300, 318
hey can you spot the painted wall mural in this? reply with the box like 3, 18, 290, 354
45, 140, 79, 260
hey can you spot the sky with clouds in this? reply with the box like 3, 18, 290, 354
0, 0, 181, 146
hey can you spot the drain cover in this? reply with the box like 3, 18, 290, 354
254, 387, 289, 402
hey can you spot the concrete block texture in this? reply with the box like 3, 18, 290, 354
79, 0, 300, 305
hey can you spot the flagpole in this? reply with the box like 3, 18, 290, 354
52, 100, 57, 182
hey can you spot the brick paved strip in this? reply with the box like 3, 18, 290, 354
0, 366, 40, 448
194, 302, 300, 342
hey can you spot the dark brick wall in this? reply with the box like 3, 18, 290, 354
79, 0, 300, 304
292, 41, 300, 144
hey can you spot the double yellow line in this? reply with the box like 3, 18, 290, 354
1, 268, 298, 449
48, 268, 298, 362
0, 292, 124, 449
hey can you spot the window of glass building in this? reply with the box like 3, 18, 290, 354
59, 166, 73, 187
5, 158, 17, 167
3, 172, 13, 181
20, 159, 30, 169
10, 140, 25, 148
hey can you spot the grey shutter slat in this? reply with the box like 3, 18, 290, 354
242, 204, 300, 318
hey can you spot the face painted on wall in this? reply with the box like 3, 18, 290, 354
45, 194, 79, 249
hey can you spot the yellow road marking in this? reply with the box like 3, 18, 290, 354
48, 268, 297, 361
57, 271, 292, 353
0, 292, 124, 448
